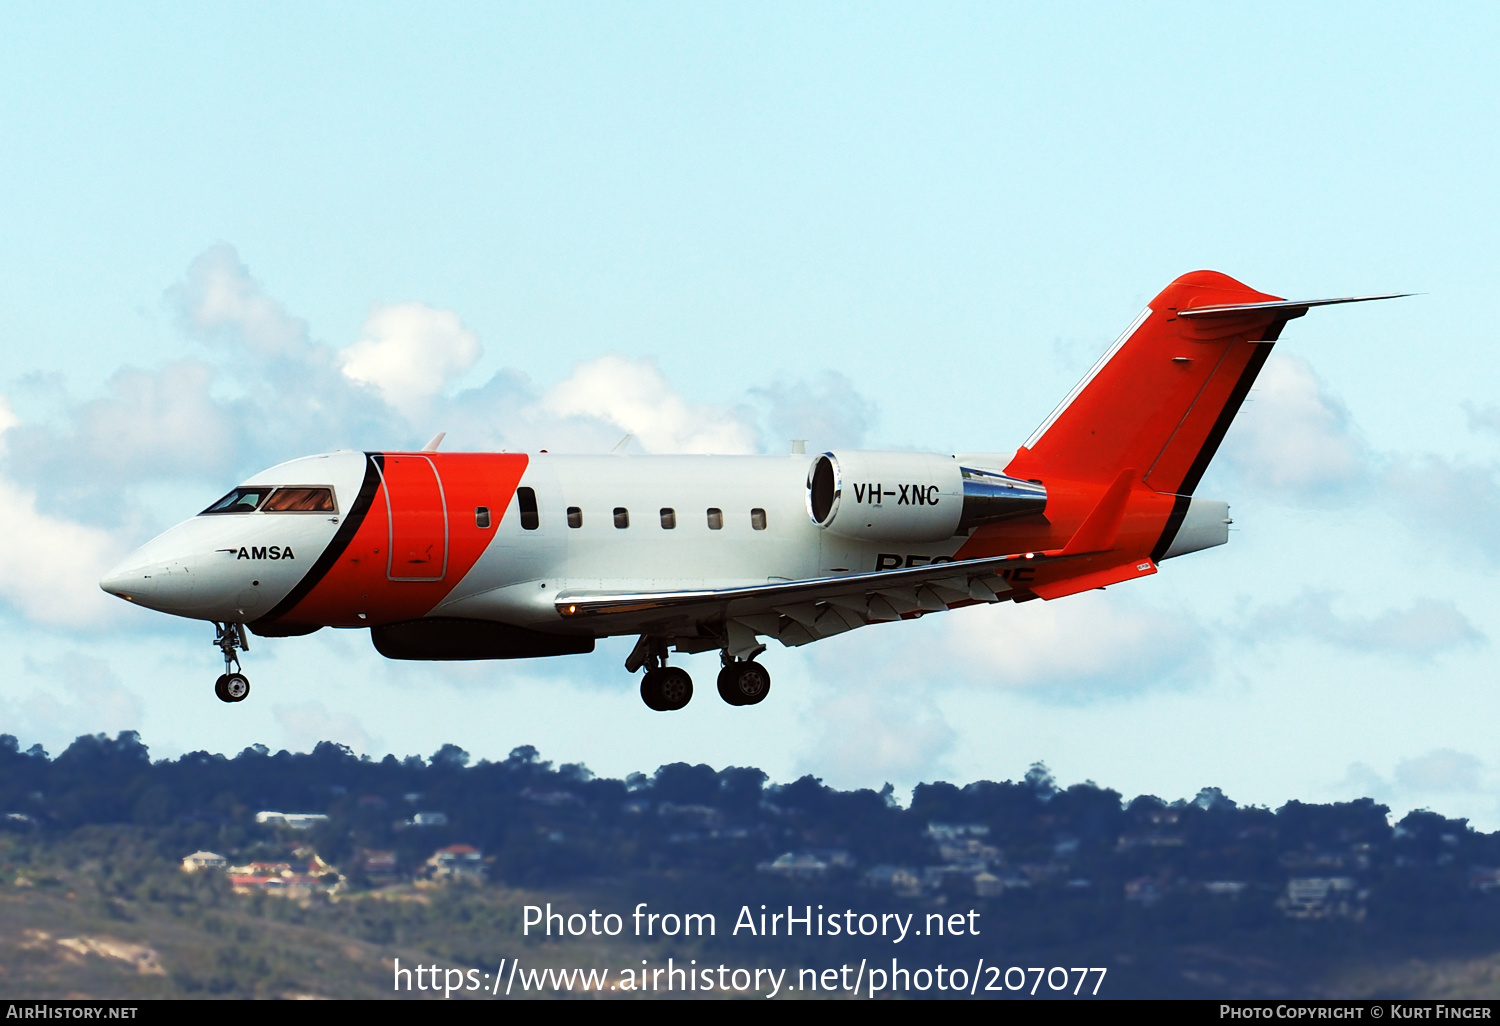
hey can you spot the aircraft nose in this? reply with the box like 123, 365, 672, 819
99, 553, 197, 612
99, 565, 142, 602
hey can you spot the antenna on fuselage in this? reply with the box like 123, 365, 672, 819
422, 432, 446, 452
610, 434, 635, 454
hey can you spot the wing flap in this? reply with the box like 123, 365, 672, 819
554, 550, 1078, 628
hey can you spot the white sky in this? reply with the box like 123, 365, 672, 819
2, 3, 1498, 826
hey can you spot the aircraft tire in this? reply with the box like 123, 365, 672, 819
640, 670, 666, 711
216, 672, 250, 704
717, 661, 770, 707
641, 667, 692, 711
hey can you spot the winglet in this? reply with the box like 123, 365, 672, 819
421, 432, 446, 452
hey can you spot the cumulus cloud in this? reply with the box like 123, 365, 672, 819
1219, 354, 1369, 499
944, 593, 1212, 700
1463, 402, 1500, 436
0, 481, 123, 625
1395, 749, 1484, 794
0, 400, 123, 625
273, 700, 380, 756
750, 371, 876, 452
541, 354, 758, 455
1, 654, 143, 747
1383, 455, 1500, 564
339, 303, 482, 418
798, 689, 955, 787
168, 244, 309, 356
821, 591, 1213, 702
1237, 591, 1484, 656
1336, 749, 1486, 809
7, 361, 238, 512
0, 244, 880, 635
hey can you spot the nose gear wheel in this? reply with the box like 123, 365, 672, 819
213, 622, 251, 703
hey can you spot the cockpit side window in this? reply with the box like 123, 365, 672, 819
263, 487, 337, 513
201, 487, 274, 515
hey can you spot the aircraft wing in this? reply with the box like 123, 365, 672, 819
554, 549, 1111, 657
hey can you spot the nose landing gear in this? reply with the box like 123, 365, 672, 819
213, 622, 251, 704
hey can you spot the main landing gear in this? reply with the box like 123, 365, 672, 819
716, 655, 771, 707
640, 665, 693, 712
629, 635, 772, 711
213, 621, 251, 704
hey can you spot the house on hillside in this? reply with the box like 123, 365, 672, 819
181, 851, 227, 873
254, 811, 330, 830
426, 844, 485, 882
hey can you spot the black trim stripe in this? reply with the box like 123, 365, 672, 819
1150, 493, 1193, 562
253, 453, 384, 626
1175, 318, 1287, 497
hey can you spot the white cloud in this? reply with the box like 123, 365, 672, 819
1394, 749, 1484, 794
1334, 750, 1487, 812
798, 690, 955, 787
541, 354, 758, 454
273, 700, 380, 756
818, 591, 1212, 702
750, 371, 876, 452
168, 244, 309, 356
0, 245, 876, 636
2, 654, 143, 748
1383, 455, 1500, 564
1220, 354, 1368, 498
0, 479, 123, 625
1238, 592, 1484, 656
939, 591, 1212, 700
339, 302, 482, 418
0, 395, 18, 437
0, 401, 123, 625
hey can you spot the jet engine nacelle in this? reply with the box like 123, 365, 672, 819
806, 451, 1047, 542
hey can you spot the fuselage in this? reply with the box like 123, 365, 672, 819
99, 447, 1228, 642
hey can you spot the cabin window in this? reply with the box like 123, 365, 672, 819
517, 487, 539, 530
750, 508, 767, 530
263, 487, 337, 513
614, 507, 630, 528
201, 486, 274, 515
567, 507, 582, 528
706, 507, 723, 530
660, 508, 676, 529
475, 506, 491, 529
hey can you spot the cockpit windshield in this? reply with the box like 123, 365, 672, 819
200, 485, 337, 515
201, 487, 273, 515
262, 487, 336, 513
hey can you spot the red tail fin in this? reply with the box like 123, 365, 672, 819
1008, 270, 1287, 495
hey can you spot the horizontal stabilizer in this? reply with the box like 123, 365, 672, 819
1177, 294, 1411, 320
1059, 467, 1136, 556
1032, 559, 1157, 601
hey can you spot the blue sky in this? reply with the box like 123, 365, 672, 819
2, 3, 1499, 825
